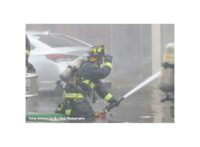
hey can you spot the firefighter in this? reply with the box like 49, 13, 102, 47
26, 35, 35, 73
159, 43, 174, 122
55, 45, 119, 122
159, 43, 174, 102
78, 45, 119, 109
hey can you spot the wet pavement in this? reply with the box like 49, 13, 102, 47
26, 79, 174, 123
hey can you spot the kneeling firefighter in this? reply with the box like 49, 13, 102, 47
55, 45, 119, 122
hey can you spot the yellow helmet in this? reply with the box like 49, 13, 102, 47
89, 45, 104, 57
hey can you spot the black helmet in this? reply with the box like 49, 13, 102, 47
89, 45, 104, 57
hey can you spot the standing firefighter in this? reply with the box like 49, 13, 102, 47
55, 45, 119, 122
26, 35, 35, 73
159, 43, 174, 122
159, 43, 174, 102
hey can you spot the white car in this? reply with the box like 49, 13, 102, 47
27, 31, 92, 91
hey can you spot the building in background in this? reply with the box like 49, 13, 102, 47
26, 24, 174, 88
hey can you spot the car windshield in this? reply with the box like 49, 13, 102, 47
36, 34, 89, 48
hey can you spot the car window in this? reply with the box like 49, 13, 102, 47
36, 35, 89, 48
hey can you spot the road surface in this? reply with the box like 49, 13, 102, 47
26, 79, 174, 123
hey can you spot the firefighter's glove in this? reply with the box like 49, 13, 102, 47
104, 54, 113, 63
106, 98, 119, 111
56, 80, 66, 88
68, 65, 78, 77
27, 62, 36, 73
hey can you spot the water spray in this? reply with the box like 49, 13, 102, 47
105, 71, 161, 111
